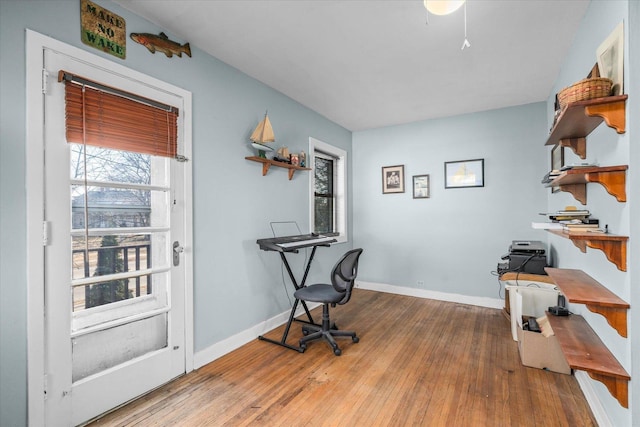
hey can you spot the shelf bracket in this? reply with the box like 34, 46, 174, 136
585, 170, 626, 202
261, 162, 271, 176
569, 238, 588, 253
588, 372, 628, 408
584, 305, 627, 338
559, 137, 586, 159
584, 99, 626, 134
584, 239, 627, 272
559, 183, 587, 205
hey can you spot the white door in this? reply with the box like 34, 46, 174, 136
41, 47, 190, 426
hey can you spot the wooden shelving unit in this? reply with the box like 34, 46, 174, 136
545, 95, 628, 158
540, 89, 631, 411
544, 268, 629, 337
547, 229, 628, 272
546, 313, 630, 408
546, 165, 628, 204
245, 156, 311, 180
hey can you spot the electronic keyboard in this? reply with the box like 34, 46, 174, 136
257, 234, 337, 252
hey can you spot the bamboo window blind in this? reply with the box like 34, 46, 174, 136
59, 70, 179, 158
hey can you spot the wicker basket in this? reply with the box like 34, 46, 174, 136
557, 77, 612, 109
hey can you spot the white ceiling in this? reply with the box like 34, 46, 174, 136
114, 0, 590, 131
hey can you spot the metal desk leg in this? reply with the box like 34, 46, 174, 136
258, 246, 323, 351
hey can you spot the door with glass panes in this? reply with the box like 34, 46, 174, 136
42, 46, 189, 426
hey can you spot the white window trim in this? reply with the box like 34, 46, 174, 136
309, 137, 347, 244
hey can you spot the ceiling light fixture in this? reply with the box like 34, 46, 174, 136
423, 0, 465, 16
424, 0, 470, 50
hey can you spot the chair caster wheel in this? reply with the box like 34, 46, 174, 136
333, 348, 342, 356
299, 342, 307, 350
352, 336, 359, 343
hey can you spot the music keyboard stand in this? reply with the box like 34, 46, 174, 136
256, 235, 335, 352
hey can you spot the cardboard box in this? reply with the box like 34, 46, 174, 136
506, 285, 559, 341
516, 319, 571, 375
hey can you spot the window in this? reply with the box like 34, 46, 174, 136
62, 71, 178, 315
314, 153, 334, 234
309, 137, 347, 243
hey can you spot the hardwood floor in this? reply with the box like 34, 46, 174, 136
87, 290, 596, 426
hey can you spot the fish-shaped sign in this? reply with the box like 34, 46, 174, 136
130, 32, 191, 58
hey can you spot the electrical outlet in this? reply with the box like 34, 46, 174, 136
417, 280, 424, 286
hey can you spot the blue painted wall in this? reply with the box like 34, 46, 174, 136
1, 0, 637, 425
352, 103, 548, 298
629, 1, 639, 423
0, 1, 351, 425
545, 1, 636, 425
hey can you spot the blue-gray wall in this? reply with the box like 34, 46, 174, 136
544, 1, 636, 425
352, 1, 637, 424
352, 103, 547, 297
629, 0, 639, 424
1, 0, 637, 426
0, 1, 351, 425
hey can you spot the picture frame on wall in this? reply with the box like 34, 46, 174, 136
444, 159, 484, 189
597, 21, 624, 96
413, 175, 430, 199
551, 144, 564, 193
382, 165, 404, 194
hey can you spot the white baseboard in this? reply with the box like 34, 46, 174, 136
575, 371, 612, 427
193, 302, 319, 369
355, 280, 504, 310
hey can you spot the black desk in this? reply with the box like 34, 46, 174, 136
256, 234, 337, 351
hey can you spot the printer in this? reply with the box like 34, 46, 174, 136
497, 240, 548, 275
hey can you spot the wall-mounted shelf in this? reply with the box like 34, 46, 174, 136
245, 156, 311, 180
546, 313, 630, 408
544, 268, 629, 337
547, 229, 628, 271
546, 165, 627, 204
545, 95, 628, 158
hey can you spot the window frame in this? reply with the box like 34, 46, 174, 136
309, 137, 347, 244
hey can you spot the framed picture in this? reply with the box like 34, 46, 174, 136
444, 159, 484, 189
551, 144, 564, 193
382, 165, 404, 194
413, 175, 430, 199
597, 22, 624, 96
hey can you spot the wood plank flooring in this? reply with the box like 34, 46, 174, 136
87, 289, 596, 426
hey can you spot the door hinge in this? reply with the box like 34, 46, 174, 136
42, 69, 49, 94
42, 221, 50, 246
43, 374, 48, 400
175, 154, 189, 162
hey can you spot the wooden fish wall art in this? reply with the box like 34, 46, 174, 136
130, 32, 191, 58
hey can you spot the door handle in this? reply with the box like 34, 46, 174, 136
173, 241, 184, 266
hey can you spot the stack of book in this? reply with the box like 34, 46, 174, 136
541, 170, 562, 184
562, 222, 603, 233
534, 207, 604, 233
546, 208, 591, 222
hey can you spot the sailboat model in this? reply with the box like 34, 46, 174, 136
250, 111, 275, 158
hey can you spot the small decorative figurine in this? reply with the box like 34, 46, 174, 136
299, 151, 306, 167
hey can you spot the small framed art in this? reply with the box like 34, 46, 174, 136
444, 159, 484, 189
382, 165, 404, 194
413, 175, 430, 199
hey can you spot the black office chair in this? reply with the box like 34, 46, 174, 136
294, 248, 363, 356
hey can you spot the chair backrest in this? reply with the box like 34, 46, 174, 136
331, 248, 363, 305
